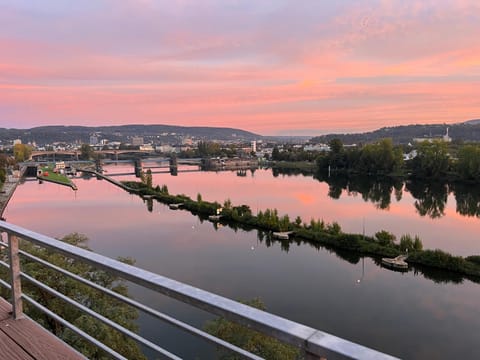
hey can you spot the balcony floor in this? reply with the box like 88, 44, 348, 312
0, 297, 85, 360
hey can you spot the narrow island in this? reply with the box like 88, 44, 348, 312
37, 165, 78, 190
117, 176, 480, 282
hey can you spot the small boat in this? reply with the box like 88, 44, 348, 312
208, 215, 222, 221
272, 231, 293, 240
381, 255, 408, 270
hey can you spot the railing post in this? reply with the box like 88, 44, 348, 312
8, 233, 23, 319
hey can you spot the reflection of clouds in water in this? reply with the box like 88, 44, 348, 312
293, 192, 315, 205
3, 165, 480, 359
6, 166, 480, 257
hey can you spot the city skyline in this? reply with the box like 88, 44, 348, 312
1, 0, 479, 135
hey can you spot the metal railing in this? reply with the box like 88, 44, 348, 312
0, 221, 399, 360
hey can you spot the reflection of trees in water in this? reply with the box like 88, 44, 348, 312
452, 182, 480, 217
347, 176, 402, 210
279, 168, 480, 218
406, 180, 448, 219
316, 173, 402, 210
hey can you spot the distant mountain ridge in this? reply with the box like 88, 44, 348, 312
310, 120, 480, 145
0, 124, 261, 145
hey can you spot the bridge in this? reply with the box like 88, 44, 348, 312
0, 221, 398, 360
30, 149, 156, 161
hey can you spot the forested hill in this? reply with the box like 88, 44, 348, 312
0, 124, 261, 145
310, 120, 480, 145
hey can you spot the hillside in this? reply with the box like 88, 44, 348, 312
0, 124, 261, 145
310, 121, 480, 145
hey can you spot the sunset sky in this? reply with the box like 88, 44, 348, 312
1, 0, 479, 135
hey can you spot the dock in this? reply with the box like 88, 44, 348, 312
0, 298, 85, 360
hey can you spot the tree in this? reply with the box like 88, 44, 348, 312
13, 143, 32, 162
399, 234, 414, 252
0, 153, 7, 188
79, 144, 94, 160
145, 169, 153, 189
375, 230, 396, 246
329, 138, 344, 154
204, 298, 301, 360
198, 141, 222, 157
456, 144, 480, 180
411, 140, 450, 178
271, 146, 280, 161
0, 233, 146, 360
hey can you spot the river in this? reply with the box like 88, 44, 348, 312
3, 162, 480, 359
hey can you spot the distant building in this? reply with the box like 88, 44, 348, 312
89, 135, 99, 145
182, 138, 193, 146
13, 139, 22, 145
413, 127, 452, 143
304, 144, 330, 152
55, 161, 66, 170
251, 141, 257, 153
156, 145, 175, 153
131, 137, 144, 146
139, 144, 154, 151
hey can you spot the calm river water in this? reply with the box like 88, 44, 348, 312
4, 162, 480, 359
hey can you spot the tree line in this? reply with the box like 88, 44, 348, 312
316, 138, 480, 182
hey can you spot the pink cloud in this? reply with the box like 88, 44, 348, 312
0, 1, 479, 133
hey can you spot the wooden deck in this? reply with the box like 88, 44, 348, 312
0, 297, 85, 360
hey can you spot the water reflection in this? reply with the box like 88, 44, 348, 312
314, 173, 403, 210
4, 165, 480, 359
406, 180, 449, 219
453, 182, 480, 217
301, 168, 480, 219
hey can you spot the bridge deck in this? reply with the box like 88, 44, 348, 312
0, 298, 85, 360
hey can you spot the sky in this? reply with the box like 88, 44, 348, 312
1, 0, 479, 136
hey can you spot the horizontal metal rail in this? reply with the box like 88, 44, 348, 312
20, 272, 181, 360
22, 294, 123, 360
19, 250, 261, 360
0, 221, 399, 359
0, 278, 11, 290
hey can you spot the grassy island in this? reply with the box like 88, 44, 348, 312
37, 166, 77, 190
122, 180, 480, 282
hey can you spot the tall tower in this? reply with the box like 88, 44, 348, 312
251, 140, 257, 153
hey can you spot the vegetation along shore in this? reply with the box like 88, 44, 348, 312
121, 177, 480, 282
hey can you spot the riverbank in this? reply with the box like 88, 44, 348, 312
121, 180, 480, 281
0, 172, 22, 219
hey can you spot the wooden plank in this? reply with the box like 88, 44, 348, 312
1, 318, 85, 360
0, 318, 86, 360
0, 297, 12, 321
0, 330, 34, 360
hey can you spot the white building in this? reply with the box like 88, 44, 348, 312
89, 135, 99, 145
156, 145, 176, 153
304, 144, 330, 152
132, 137, 144, 146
